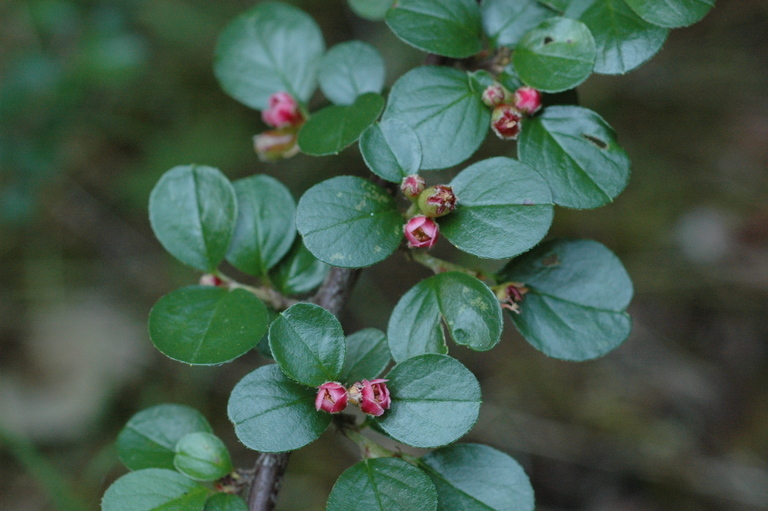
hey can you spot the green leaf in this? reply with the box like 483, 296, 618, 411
387, 272, 503, 362
440, 157, 554, 259
376, 354, 481, 448
101, 468, 209, 511
228, 364, 331, 452
148, 165, 237, 272
383, 66, 490, 170
360, 118, 422, 183
296, 176, 402, 268
213, 2, 324, 109
420, 444, 535, 511
514, 17, 596, 92
568, 0, 668, 75
341, 328, 391, 384
148, 286, 268, 365
204, 494, 248, 511
226, 175, 296, 277
298, 93, 385, 155
498, 238, 633, 360
268, 303, 346, 387
518, 105, 630, 209
173, 432, 233, 482
624, 0, 714, 28
385, 0, 482, 58
539, 0, 570, 11
327, 457, 438, 511
348, 0, 395, 20
319, 41, 386, 105
117, 404, 213, 471
269, 239, 329, 296
481, 0, 556, 47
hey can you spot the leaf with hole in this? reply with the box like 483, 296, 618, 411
298, 92, 384, 155
319, 41, 385, 105
174, 432, 233, 481
482, 0, 556, 47
341, 328, 390, 384
360, 118, 422, 183
101, 468, 208, 511
624, 0, 714, 28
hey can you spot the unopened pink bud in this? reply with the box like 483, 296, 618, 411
513, 86, 542, 115
417, 184, 457, 218
481, 82, 512, 108
491, 104, 523, 140
199, 274, 225, 287
315, 382, 348, 414
253, 130, 299, 162
403, 216, 439, 249
348, 379, 391, 417
401, 174, 426, 201
261, 92, 304, 128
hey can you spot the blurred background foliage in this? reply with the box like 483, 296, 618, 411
1, 0, 767, 509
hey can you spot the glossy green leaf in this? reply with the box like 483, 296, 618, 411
482, 0, 556, 47
268, 303, 346, 387
569, 0, 668, 75
539, 0, 570, 11
383, 66, 489, 170
341, 328, 390, 383
298, 93, 384, 155
348, 0, 395, 20
376, 354, 481, 448
173, 432, 232, 482
117, 404, 213, 471
148, 165, 237, 272
319, 41, 386, 105
518, 105, 630, 209
148, 286, 268, 365
386, 0, 482, 58
420, 444, 535, 511
269, 239, 329, 296
228, 364, 330, 452
624, 0, 714, 28
213, 2, 324, 109
101, 469, 208, 511
204, 494, 248, 511
514, 17, 596, 92
360, 118, 422, 183
440, 157, 554, 259
327, 457, 438, 511
296, 176, 402, 268
498, 238, 633, 360
226, 175, 296, 277
387, 272, 503, 362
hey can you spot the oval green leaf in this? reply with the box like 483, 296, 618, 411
228, 364, 331, 452
226, 175, 296, 277
268, 302, 346, 387
298, 93, 384, 156
498, 238, 633, 360
518, 105, 630, 209
348, 0, 395, 20
376, 354, 481, 448
213, 2, 324, 109
117, 404, 213, 471
327, 457, 438, 511
481, 0, 556, 47
624, 0, 714, 28
148, 165, 237, 272
440, 157, 554, 259
420, 443, 535, 511
341, 328, 391, 384
269, 238, 329, 296
385, 0, 482, 58
387, 272, 503, 362
514, 17, 596, 92
383, 66, 490, 170
101, 468, 208, 511
148, 286, 268, 365
204, 494, 248, 511
296, 176, 402, 268
173, 432, 233, 481
319, 41, 386, 105
360, 118, 422, 183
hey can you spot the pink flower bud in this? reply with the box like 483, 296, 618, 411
417, 184, 457, 218
403, 216, 439, 249
261, 92, 304, 128
315, 382, 348, 414
481, 82, 513, 108
400, 174, 426, 201
199, 274, 225, 287
348, 379, 391, 417
491, 104, 523, 140
513, 86, 542, 116
253, 130, 300, 162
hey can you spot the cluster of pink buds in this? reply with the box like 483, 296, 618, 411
400, 176, 459, 250
482, 82, 542, 141
254, 92, 306, 162
315, 379, 391, 417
